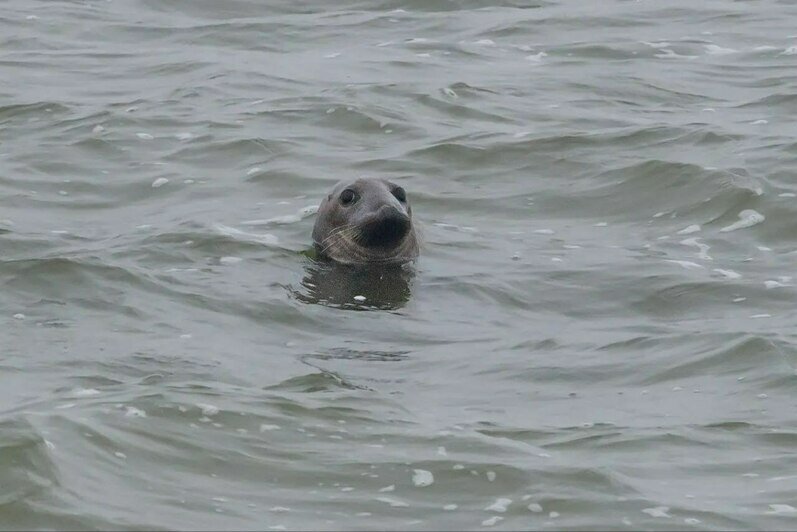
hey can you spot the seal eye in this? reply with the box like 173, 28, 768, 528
392, 186, 406, 202
339, 188, 357, 205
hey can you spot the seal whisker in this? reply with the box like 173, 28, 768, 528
317, 224, 354, 247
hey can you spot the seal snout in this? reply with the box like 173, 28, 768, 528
359, 205, 411, 249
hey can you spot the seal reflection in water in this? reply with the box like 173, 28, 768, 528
298, 178, 418, 310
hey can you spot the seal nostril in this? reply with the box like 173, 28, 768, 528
359, 210, 410, 248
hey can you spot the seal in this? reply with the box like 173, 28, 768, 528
312, 178, 419, 264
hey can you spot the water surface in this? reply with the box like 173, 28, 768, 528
3, 0, 797, 529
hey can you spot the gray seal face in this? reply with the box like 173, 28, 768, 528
312, 178, 419, 264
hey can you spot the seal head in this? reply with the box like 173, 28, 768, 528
312, 178, 419, 264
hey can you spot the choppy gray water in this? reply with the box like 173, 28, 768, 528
3, 0, 797, 530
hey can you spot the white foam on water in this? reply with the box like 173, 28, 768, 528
769, 504, 797, 514
665, 260, 704, 270
44, 440, 55, 451
485, 498, 512, 513
733, 297, 746, 302
376, 41, 392, 47
528, 503, 543, 513
703, 108, 716, 112
768, 475, 797, 482
677, 224, 701, 235
486, 471, 496, 482
136, 132, 154, 140
13, 313, 25, 320
151, 178, 169, 188
412, 469, 434, 487
680, 238, 712, 260
534, 229, 555, 234
375, 497, 408, 508
704, 44, 738, 55
353, 295, 366, 302
443, 87, 458, 98
642, 506, 671, 518
437, 446, 447, 456
220, 256, 242, 265
594, 222, 608, 227
765, 280, 787, 289
124, 406, 147, 418
779, 193, 796, 197
758, 246, 772, 251
474, 39, 495, 46
197, 404, 219, 416
481, 516, 503, 527
246, 167, 261, 176
781, 46, 797, 55
246, 214, 300, 225
340, 487, 354, 492
684, 517, 701, 525
549, 511, 560, 518
720, 209, 765, 232
269, 506, 291, 513
751, 314, 771, 319
73, 388, 100, 397
176, 132, 193, 140
241, 205, 317, 226
714, 269, 741, 279
324, 52, 341, 59
92, 125, 105, 134
656, 49, 696, 59
453, 464, 465, 470
754, 45, 778, 51
751, 119, 768, 125
525, 52, 547, 62
215, 224, 279, 246
641, 41, 671, 48
378, 485, 395, 492
443, 504, 458, 511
